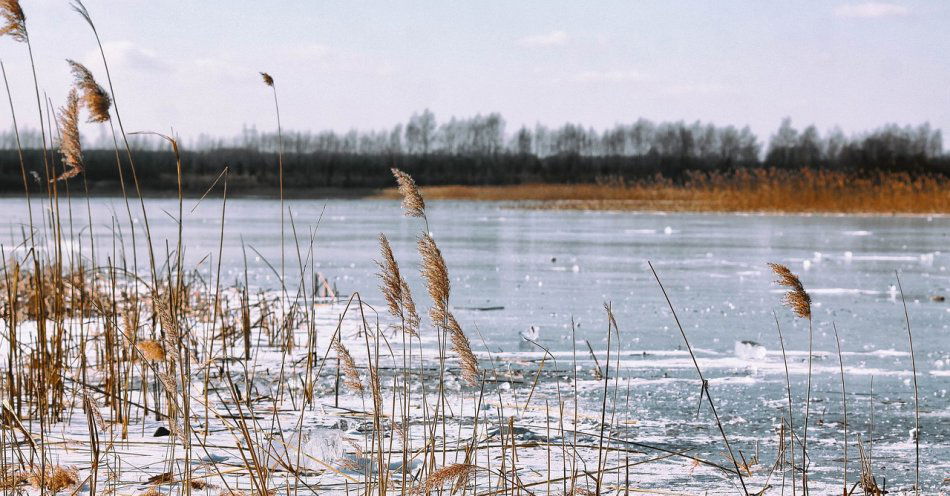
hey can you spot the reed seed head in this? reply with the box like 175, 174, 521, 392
421, 464, 474, 494
157, 296, 181, 363
377, 233, 403, 317
82, 391, 107, 431
0, 0, 26, 43
377, 234, 420, 337
66, 59, 111, 122
446, 312, 479, 386
260, 72, 274, 87
333, 336, 364, 393
400, 278, 420, 337
418, 233, 449, 314
392, 168, 425, 217
53, 89, 83, 182
768, 262, 812, 319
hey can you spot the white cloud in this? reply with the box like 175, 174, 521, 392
517, 30, 568, 47
99, 41, 170, 73
573, 70, 645, 83
834, 2, 909, 18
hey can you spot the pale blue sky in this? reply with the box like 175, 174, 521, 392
2, 1, 948, 144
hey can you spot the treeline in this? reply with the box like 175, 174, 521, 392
0, 112, 946, 193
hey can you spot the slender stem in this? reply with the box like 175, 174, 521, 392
649, 261, 749, 495
895, 272, 919, 494
833, 325, 847, 496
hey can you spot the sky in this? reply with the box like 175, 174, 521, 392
2, 0, 949, 145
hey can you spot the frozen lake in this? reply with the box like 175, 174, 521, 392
2, 196, 947, 492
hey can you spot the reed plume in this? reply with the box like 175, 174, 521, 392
392, 168, 425, 217
418, 233, 449, 317
66, 59, 111, 122
333, 336, 363, 393
446, 312, 479, 386
400, 278, 420, 336
81, 391, 108, 431
157, 296, 181, 363
377, 234, 403, 317
420, 463, 474, 494
260, 72, 274, 87
377, 233, 419, 337
53, 88, 83, 182
769, 261, 814, 493
0, 0, 26, 42
768, 262, 811, 318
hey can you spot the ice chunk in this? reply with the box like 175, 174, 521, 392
734, 340, 767, 361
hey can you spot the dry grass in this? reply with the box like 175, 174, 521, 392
768, 263, 812, 319
380, 168, 950, 214
392, 167, 426, 217
0, 0, 26, 42
53, 87, 83, 181
66, 59, 111, 122
26, 465, 79, 493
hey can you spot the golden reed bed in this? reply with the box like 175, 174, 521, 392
380, 169, 950, 214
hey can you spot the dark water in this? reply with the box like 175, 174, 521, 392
2, 197, 947, 491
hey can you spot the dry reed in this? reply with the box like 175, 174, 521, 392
53, 88, 82, 182
66, 58, 111, 122
333, 336, 363, 393
446, 312, 479, 386
392, 168, 426, 217
260, 72, 274, 87
0, 0, 26, 42
27, 466, 78, 492
768, 263, 812, 319
418, 233, 449, 317
388, 169, 950, 214
420, 463, 474, 494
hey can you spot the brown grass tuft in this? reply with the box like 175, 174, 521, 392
768, 263, 812, 319
379, 169, 950, 214
420, 463, 474, 494
0, 0, 26, 42
333, 336, 363, 393
137, 339, 166, 361
27, 466, 79, 493
392, 168, 426, 217
66, 59, 111, 122
260, 72, 274, 87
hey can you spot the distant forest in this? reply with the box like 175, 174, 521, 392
0, 111, 946, 193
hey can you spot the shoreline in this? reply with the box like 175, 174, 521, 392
7, 181, 948, 216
